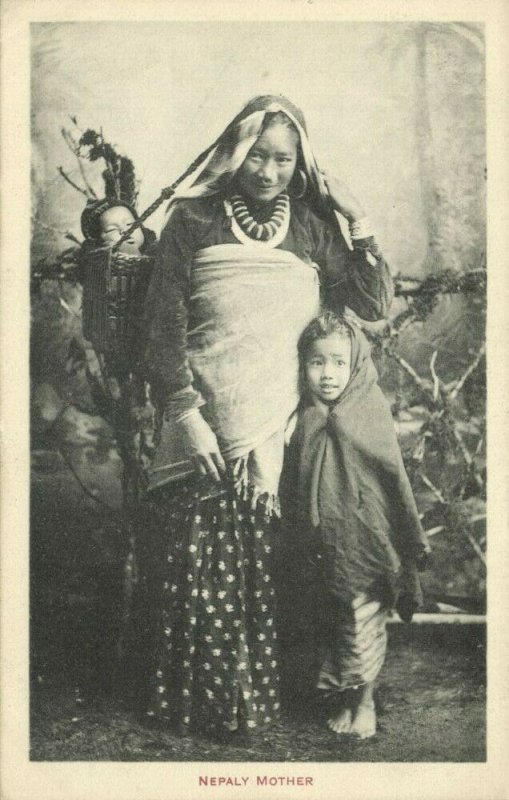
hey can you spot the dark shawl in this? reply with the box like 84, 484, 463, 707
283, 319, 430, 613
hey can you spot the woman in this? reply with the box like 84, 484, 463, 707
134, 95, 393, 738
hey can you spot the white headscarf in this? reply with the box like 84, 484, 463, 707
167, 94, 332, 220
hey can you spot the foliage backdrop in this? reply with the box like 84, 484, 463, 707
31, 22, 486, 608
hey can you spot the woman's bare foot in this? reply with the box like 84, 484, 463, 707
327, 707, 352, 734
350, 700, 376, 739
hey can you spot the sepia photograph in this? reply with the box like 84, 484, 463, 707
2, 0, 508, 798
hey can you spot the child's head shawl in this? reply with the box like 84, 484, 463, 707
331, 316, 379, 405
169, 94, 332, 220
293, 314, 430, 577
298, 313, 379, 404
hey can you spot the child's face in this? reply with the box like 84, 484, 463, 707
305, 333, 352, 403
99, 206, 144, 254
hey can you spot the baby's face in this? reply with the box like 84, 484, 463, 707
99, 206, 144, 254
305, 333, 352, 403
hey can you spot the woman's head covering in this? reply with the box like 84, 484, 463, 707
170, 94, 332, 219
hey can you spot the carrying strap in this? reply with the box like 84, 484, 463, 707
111, 135, 222, 252
113, 104, 339, 252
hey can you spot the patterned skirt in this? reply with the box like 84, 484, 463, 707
130, 477, 281, 737
316, 593, 388, 693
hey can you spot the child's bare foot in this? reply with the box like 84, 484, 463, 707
349, 681, 376, 739
350, 700, 376, 739
327, 707, 352, 734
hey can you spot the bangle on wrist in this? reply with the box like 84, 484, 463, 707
175, 407, 201, 424
349, 216, 374, 240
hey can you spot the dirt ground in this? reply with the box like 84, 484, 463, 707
30, 460, 485, 763
31, 623, 485, 763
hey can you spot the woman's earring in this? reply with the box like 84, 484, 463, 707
291, 169, 308, 199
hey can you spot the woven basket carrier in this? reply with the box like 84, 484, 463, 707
81, 246, 154, 366
80, 244, 193, 489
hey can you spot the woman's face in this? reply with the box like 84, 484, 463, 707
237, 122, 298, 204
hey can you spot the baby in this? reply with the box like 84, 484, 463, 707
283, 311, 429, 739
80, 198, 154, 255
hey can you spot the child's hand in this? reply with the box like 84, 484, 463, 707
416, 545, 431, 572
395, 593, 418, 624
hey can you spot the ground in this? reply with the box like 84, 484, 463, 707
31, 624, 485, 763
30, 457, 485, 763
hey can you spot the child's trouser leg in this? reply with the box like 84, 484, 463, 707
318, 593, 388, 737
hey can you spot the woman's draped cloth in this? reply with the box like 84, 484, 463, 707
188, 243, 320, 507
285, 320, 430, 607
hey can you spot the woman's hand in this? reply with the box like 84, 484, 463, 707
320, 171, 366, 222
178, 409, 226, 483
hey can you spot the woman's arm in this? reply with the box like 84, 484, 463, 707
144, 203, 225, 481
317, 174, 394, 321
144, 204, 202, 415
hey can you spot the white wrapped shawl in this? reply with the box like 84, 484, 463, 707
188, 243, 320, 466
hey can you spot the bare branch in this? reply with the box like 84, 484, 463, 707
32, 216, 82, 245
64, 232, 83, 245
429, 350, 440, 401
464, 528, 486, 566
419, 472, 447, 504
395, 315, 417, 336
388, 350, 434, 400
58, 166, 88, 196
452, 427, 485, 490
474, 436, 485, 457
395, 268, 486, 299
452, 426, 473, 467
449, 343, 486, 401
424, 525, 445, 537
61, 127, 98, 199
76, 153, 98, 199
61, 127, 80, 155
412, 432, 428, 463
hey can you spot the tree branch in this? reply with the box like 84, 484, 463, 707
464, 528, 486, 566
32, 216, 82, 245
387, 350, 435, 401
61, 125, 98, 199
57, 166, 88, 197
451, 426, 485, 491
419, 472, 447, 504
429, 350, 440, 401
76, 154, 98, 199
449, 343, 486, 401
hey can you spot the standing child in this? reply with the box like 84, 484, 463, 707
282, 312, 430, 739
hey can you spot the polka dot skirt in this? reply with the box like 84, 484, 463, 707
134, 479, 280, 736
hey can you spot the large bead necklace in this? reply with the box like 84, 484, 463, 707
229, 193, 290, 241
